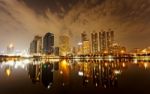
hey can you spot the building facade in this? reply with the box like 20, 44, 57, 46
59, 35, 70, 56
43, 33, 54, 55
99, 30, 114, 53
91, 32, 98, 53
30, 35, 42, 55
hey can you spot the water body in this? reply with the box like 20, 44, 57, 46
0, 59, 150, 94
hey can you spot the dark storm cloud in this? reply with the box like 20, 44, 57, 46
0, 0, 150, 51
55, 0, 150, 49
20, 0, 79, 17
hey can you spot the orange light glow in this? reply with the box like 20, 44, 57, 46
5, 68, 11, 77
60, 60, 69, 77
9, 43, 14, 48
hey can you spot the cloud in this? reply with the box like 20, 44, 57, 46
61, 0, 150, 49
0, 0, 63, 50
0, 0, 150, 51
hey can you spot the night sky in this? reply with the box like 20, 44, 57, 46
0, 0, 150, 51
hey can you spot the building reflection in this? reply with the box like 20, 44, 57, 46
28, 61, 59, 89
77, 60, 128, 88
41, 62, 53, 88
93, 62, 100, 87
59, 59, 70, 86
100, 61, 118, 88
28, 59, 129, 89
28, 63, 40, 84
82, 62, 92, 86
132, 59, 150, 69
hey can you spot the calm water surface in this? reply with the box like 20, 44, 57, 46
0, 59, 150, 94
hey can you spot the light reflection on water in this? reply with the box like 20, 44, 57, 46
0, 59, 150, 94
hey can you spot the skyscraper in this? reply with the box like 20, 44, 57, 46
81, 31, 90, 54
99, 29, 114, 53
91, 32, 98, 53
30, 40, 36, 54
43, 32, 54, 54
35, 36, 42, 54
99, 30, 107, 53
54, 47, 59, 56
107, 29, 114, 53
59, 35, 70, 56
30, 35, 42, 55
82, 40, 90, 54
81, 31, 88, 42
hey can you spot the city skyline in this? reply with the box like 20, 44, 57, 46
0, 0, 150, 51
0, 1, 150, 93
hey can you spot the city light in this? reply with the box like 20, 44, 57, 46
122, 63, 126, 67
120, 50, 125, 54
144, 63, 148, 69
5, 68, 11, 77
9, 43, 14, 48
142, 49, 147, 53
0, 0, 150, 93
114, 70, 121, 75
78, 42, 82, 46
78, 71, 83, 76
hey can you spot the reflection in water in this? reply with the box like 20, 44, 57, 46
132, 60, 150, 69
77, 60, 127, 88
27, 59, 129, 89
5, 67, 11, 77
28, 63, 40, 84
1, 58, 150, 93
0, 59, 30, 77
28, 61, 59, 89
59, 60, 70, 86
41, 62, 53, 89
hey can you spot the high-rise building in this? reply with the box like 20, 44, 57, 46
43, 32, 54, 54
99, 30, 114, 53
91, 32, 98, 53
77, 42, 83, 55
54, 47, 59, 56
107, 29, 114, 53
59, 35, 70, 56
81, 31, 88, 42
30, 40, 36, 54
99, 30, 107, 53
81, 31, 90, 54
30, 35, 42, 55
35, 36, 42, 54
82, 40, 90, 54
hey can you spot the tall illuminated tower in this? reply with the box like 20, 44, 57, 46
43, 32, 54, 54
99, 29, 114, 53
99, 30, 107, 53
81, 31, 90, 54
107, 29, 114, 53
59, 35, 70, 56
81, 31, 88, 42
91, 32, 98, 53
30, 35, 42, 55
